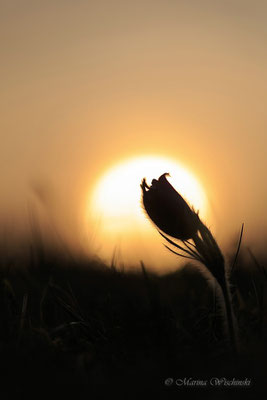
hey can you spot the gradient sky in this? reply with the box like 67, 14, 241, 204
1, 0, 267, 270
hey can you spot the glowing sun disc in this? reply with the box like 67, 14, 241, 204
89, 155, 207, 233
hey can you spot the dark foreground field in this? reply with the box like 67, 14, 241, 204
1, 241, 267, 399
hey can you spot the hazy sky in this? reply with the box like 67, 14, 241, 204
1, 0, 267, 269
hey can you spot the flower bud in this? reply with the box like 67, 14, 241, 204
141, 173, 200, 241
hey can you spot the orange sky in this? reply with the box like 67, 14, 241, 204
1, 1, 267, 270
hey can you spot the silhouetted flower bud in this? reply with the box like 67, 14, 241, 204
141, 173, 200, 241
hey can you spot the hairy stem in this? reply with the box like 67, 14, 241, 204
192, 228, 238, 354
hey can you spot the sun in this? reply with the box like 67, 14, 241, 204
86, 155, 207, 269
89, 155, 207, 232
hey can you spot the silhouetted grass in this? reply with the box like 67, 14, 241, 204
1, 238, 267, 398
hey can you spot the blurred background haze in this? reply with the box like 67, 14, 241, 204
1, 0, 267, 270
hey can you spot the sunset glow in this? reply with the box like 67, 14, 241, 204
85, 156, 208, 267
90, 156, 206, 231
2, 1, 267, 387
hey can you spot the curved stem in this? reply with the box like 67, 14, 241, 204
192, 230, 238, 354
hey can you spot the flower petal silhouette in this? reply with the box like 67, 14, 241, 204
141, 173, 201, 240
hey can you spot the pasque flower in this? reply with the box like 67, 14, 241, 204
141, 173, 201, 241
140, 172, 239, 354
